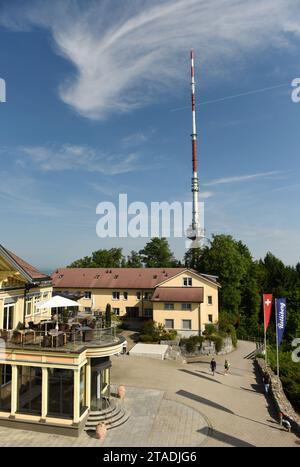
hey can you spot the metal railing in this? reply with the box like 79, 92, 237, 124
0, 325, 117, 351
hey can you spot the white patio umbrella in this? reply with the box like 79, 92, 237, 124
35, 295, 81, 310
35, 295, 82, 330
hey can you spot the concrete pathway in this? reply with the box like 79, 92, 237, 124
111, 341, 299, 447
0, 387, 208, 447
0, 341, 298, 447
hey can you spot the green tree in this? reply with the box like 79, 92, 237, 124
187, 235, 251, 318
139, 238, 177, 267
125, 250, 143, 267
68, 248, 125, 268
105, 303, 112, 327
184, 247, 202, 270
68, 256, 92, 268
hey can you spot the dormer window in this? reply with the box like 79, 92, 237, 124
183, 277, 192, 287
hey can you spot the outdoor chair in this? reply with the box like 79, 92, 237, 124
41, 335, 52, 348
11, 331, 22, 344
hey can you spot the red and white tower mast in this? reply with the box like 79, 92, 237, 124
188, 49, 199, 240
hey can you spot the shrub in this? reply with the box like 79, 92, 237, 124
139, 334, 153, 343
105, 303, 112, 327
256, 353, 265, 359
141, 320, 158, 336
210, 335, 223, 353
203, 323, 217, 337
185, 339, 197, 353
161, 329, 177, 341
190, 335, 204, 347
180, 335, 204, 353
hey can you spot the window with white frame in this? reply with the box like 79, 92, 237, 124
164, 303, 174, 310
34, 295, 41, 314
183, 277, 192, 287
208, 295, 213, 305
84, 291, 92, 299
112, 291, 120, 300
25, 300, 32, 316
3, 305, 14, 330
136, 291, 141, 300
123, 292, 128, 300
208, 314, 213, 323
165, 319, 174, 329
113, 308, 120, 316
182, 319, 192, 330
181, 303, 192, 310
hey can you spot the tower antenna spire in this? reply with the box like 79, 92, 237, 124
187, 49, 200, 241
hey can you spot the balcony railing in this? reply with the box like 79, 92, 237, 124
0, 325, 118, 352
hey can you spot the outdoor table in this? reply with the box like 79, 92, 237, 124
80, 326, 93, 342
48, 330, 66, 347
40, 320, 56, 334
18, 329, 35, 344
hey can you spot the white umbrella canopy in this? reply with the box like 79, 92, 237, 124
35, 295, 81, 310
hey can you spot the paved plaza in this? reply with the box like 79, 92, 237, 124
0, 341, 298, 447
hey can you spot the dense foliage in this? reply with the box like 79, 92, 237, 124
67, 238, 180, 268
139, 320, 177, 342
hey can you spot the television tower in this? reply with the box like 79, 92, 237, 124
187, 49, 200, 241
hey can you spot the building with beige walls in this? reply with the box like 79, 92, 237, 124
0, 245, 124, 436
52, 267, 220, 336
0, 245, 52, 329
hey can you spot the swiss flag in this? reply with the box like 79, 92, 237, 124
263, 294, 273, 332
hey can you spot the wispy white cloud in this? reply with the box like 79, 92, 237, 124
19, 144, 142, 175
204, 171, 284, 186
121, 130, 155, 148
1, 0, 300, 120
200, 191, 214, 199
0, 170, 65, 217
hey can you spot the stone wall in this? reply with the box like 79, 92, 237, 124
172, 337, 233, 358
256, 358, 300, 434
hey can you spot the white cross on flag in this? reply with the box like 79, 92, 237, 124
263, 294, 273, 331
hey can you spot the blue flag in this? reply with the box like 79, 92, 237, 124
276, 298, 287, 346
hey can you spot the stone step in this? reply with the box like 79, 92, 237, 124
85, 409, 126, 427
85, 406, 122, 423
85, 410, 130, 432
88, 405, 117, 417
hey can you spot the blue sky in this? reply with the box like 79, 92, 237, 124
0, 0, 300, 271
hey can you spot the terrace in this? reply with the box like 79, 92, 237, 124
0, 320, 120, 353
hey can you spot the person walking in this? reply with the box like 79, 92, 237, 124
210, 357, 217, 376
224, 359, 230, 375
263, 371, 271, 394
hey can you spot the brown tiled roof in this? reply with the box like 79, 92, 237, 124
0, 245, 49, 281
152, 287, 204, 303
52, 268, 186, 289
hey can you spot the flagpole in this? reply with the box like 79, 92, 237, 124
275, 298, 280, 380
263, 295, 268, 366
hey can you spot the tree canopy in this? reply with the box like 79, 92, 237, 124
139, 237, 179, 268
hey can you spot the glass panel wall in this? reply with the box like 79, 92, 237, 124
0, 364, 12, 412
48, 368, 74, 419
3, 305, 14, 330
80, 366, 86, 415
90, 358, 111, 411
17, 366, 42, 415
